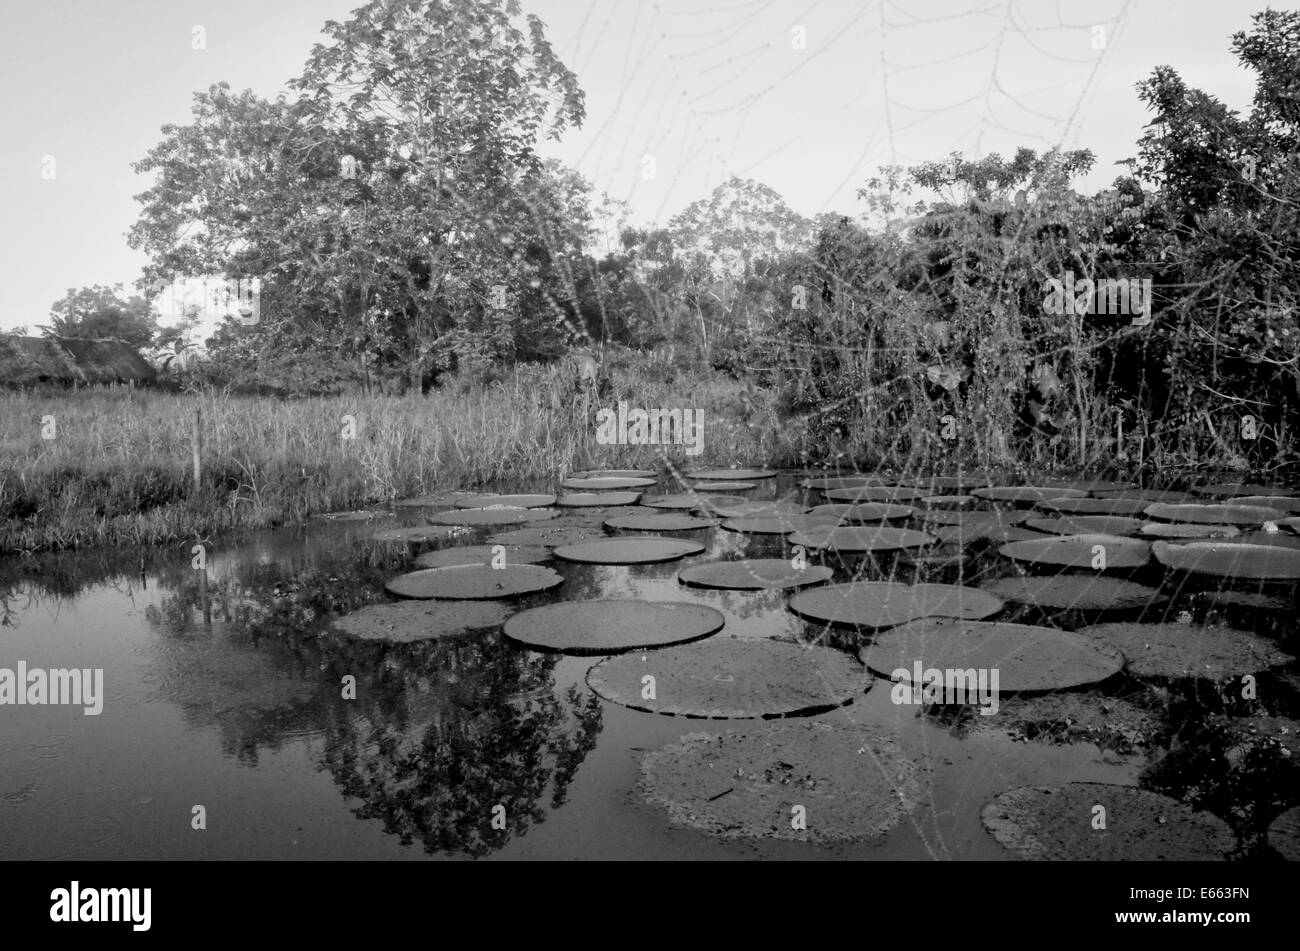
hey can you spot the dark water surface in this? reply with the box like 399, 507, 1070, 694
2, 472, 1296, 859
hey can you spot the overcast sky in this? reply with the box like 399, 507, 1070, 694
0, 0, 1266, 332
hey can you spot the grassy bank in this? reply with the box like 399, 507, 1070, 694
0, 363, 786, 554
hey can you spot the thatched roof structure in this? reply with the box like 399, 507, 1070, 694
0, 335, 156, 387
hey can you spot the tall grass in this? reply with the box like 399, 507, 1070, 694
0, 363, 781, 553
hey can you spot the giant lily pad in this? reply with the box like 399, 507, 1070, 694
555, 492, 643, 507
860, 618, 1123, 693
1140, 521, 1241, 539
798, 475, 882, 490
708, 500, 810, 519
371, 525, 468, 544
914, 495, 978, 511
1144, 502, 1280, 526
604, 513, 720, 532
1193, 482, 1297, 499
788, 581, 1003, 630
823, 485, 928, 503
686, 468, 777, 481
982, 784, 1234, 860
330, 600, 509, 643
641, 493, 748, 511
587, 638, 868, 718
787, 525, 935, 553
561, 476, 658, 490
1095, 488, 1197, 503
809, 502, 914, 522
453, 493, 557, 509
678, 559, 835, 590
1024, 516, 1143, 537
427, 506, 559, 527
1233, 495, 1300, 514
503, 599, 725, 654
973, 486, 1088, 506
1077, 622, 1293, 680
685, 480, 756, 492
1152, 540, 1300, 580
552, 536, 705, 565
569, 468, 657, 479
638, 720, 926, 843
385, 564, 564, 600
1036, 497, 1151, 517
487, 525, 605, 547
981, 576, 1168, 612
999, 534, 1150, 570
1267, 805, 1300, 862
414, 544, 551, 569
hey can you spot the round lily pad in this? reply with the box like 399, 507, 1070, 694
973, 486, 1089, 506
587, 638, 868, 718
686, 468, 777, 481
708, 500, 810, 519
487, 525, 606, 547
385, 564, 565, 600
809, 502, 914, 522
1078, 622, 1294, 680
686, 480, 756, 492
330, 600, 509, 643
1233, 495, 1300, 514
1140, 521, 1241, 539
413, 544, 551, 568
1144, 502, 1280, 526
1152, 541, 1300, 580
561, 476, 658, 491
787, 525, 935, 553
1036, 497, 1151, 517
604, 513, 720, 532
638, 720, 926, 843
552, 537, 705, 565
371, 525, 468, 544
999, 534, 1151, 570
569, 468, 657, 479
860, 618, 1124, 693
823, 485, 928, 503
426, 506, 559, 527
788, 581, 1004, 630
1023, 516, 1144, 536
982, 784, 1235, 860
914, 495, 978, 510
642, 493, 748, 511
678, 559, 835, 590
453, 493, 557, 509
556, 492, 643, 507
1193, 482, 1297, 499
503, 599, 725, 654
981, 576, 1168, 612
1267, 805, 1300, 861
720, 514, 841, 535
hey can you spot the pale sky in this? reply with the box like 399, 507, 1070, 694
0, 0, 1266, 332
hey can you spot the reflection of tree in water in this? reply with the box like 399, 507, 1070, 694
140, 539, 604, 856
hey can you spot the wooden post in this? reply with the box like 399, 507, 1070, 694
191, 406, 202, 493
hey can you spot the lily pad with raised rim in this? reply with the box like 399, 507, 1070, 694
552, 536, 705, 565
1144, 502, 1280, 526
1152, 540, 1300, 580
385, 564, 565, 600
787, 581, 1004, 630
503, 599, 725, 654
677, 559, 835, 590
555, 492, 643, 507
413, 544, 551, 569
1036, 497, 1151, 517
686, 468, 778, 481
330, 600, 509, 643
999, 533, 1150, 570
604, 513, 720, 532
453, 493, 557, 509
787, 525, 935, 553
641, 493, 748, 511
561, 476, 658, 491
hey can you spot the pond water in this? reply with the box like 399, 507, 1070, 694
2, 471, 1297, 860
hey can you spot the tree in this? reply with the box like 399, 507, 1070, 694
43, 284, 158, 348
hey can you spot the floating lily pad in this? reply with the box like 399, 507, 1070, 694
677, 559, 835, 590
686, 468, 777, 481
809, 502, 914, 522
973, 486, 1089, 506
330, 600, 509, 643
604, 513, 720, 532
999, 534, 1150, 570
1152, 541, 1300, 580
1096, 488, 1198, 503
788, 581, 1004, 630
487, 525, 606, 547
552, 537, 705, 565
638, 721, 926, 843
1140, 521, 1241, 539
453, 493, 557, 509
561, 476, 658, 491
787, 525, 935, 553
708, 500, 810, 519
721, 514, 841, 535
860, 619, 1124, 693
798, 475, 882, 490
503, 599, 725, 654
641, 493, 748, 511
914, 495, 978, 510
569, 468, 657, 479
1023, 516, 1144, 536
1144, 502, 1280, 526
426, 506, 559, 527
686, 480, 756, 492
385, 564, 565, 600
1235, 530, 1300, 549
1193, 482, 1297, 499
555, 491, 643, 507
823, 485, 928, 503
371, 525, 468, 544
981, 576, 1168, 612
1233, 495, 1300, 514
587, 638, 868, 718
982, 784, 1234, 860
413, 544, 551, 568
1077, 622, 1294, 680
1267, 805, 1300, 861
1036, 497, 1151, 517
